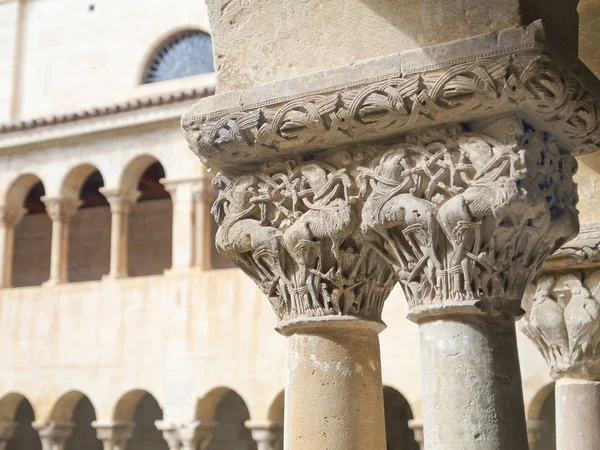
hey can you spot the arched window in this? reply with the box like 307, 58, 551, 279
143, 30, 214, 84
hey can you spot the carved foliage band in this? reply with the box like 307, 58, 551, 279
212, 118, 578, 323
183, 53, 600, 170
521, 271, 600, 380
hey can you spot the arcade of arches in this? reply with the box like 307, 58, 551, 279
0, 388, 425, 450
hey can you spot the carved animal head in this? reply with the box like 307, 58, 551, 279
534, 275, 556, 303
376, 148, 407, 180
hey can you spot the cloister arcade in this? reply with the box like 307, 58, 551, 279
0, 149, 231, 291
0, 386, 423, 449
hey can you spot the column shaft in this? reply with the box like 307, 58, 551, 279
419, 315, 528, 450
48, 218, 69, 284
556, 379, 600, 450
108, 208, 129, 278
0, 226, 15, 288
283, 321, 386, 450
192, 181, 212, 270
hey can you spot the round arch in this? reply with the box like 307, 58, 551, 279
0, 393, 33, 421
119, 155, 164, 192
528, 382, 556, 420
112, 390, 163, 422
138, 27, 214, 84
267, 390, 284, 422
5, 173, 44, 207
114, 390, 167, 450
382, 386, 419, 450
197, 388, 256, 450
0, 394, 42, 450
58, 163, 105, 201
47, 391, 90, 422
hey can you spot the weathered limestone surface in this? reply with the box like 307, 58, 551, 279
282, 320, 386, 450
555, 379, 600, 450
205, 0, 579, 93
185, 7, 598, 450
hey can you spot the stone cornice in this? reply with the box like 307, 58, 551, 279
543, 222, 600, 272
0, 87, 214, 152
182, 21, 600, 171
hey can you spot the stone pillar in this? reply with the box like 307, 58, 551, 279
192, 179, 213, 270
161, 178, 211, 272
41, 197, 81, 286
408, 419, 424, 450
92, 420, 134, 450
99, 188, 140, 279
246, 420, 283, 450
156, 421, 216, 450
34, 421, 74, 450
183, 17, 597, 450
0, 205, 26, 288
0, 421, 16, 450
520, 270, 600, 450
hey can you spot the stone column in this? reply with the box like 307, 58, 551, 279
183, 18, 597, 450
408, 419, 424, 450
92, 420, 134, 450
99, 188, 140, 279
161, 178, 211, 272
156, 421, 216, 450
520, 270, 600, 450
34, 421, 74, 450
0, 205, 26, 288
192, 179, 213, 270
246, 420, 283, 450
41, 197, 81, 286
0, 421, 16, 450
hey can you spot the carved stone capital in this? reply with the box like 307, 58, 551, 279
0, 205, 27, 228
361, 117, 578, 320
98, 188, 140, 214
92, 420, 134, 450
41, 197, 82, 222
211, 116, 578, 323
156, 420, 216, 450
211, 148, 395, 327
520, 270, 600, 380
33, 421, 74, 450
245, 421, 283, 450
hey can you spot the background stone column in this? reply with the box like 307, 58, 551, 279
526, 420, 544, 449
99, 188, 140, 279
0, 421, 16, 450
161, 178, 211, 272
0, 205, 26, 288
92, 420, 134, 450
245, 420, 283, 450
34, 421, 74, 450
41, 197, 81, 286
408, 419, 424, 450
156, 420, 216, 450
520, 270, 600, 450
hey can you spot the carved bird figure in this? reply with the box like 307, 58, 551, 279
524, 276, 569, 368
560, 273, 600, 363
